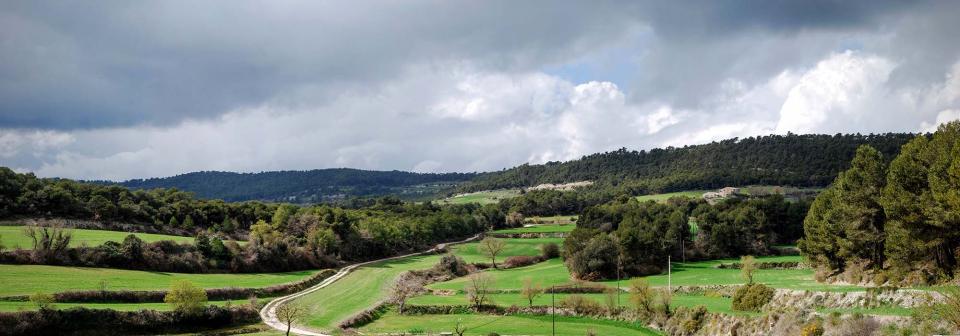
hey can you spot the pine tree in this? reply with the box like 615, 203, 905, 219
834, 145, 887, 269
168, 216, 180, 228
182, 215, 195, 229
882, 135, 934, 272
799, 186, 845, 271
924, 122, 960, 273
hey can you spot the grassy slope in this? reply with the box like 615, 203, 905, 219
604, 255, 863, 292
491, 224, 575, 234
438, 189, 521, 205
409, 292, 751, 316
0, 264, 318, 296
429, 258, 576, 292
0, 226, 197, 249
291, 238, 562, 331
0, 299, 250, 312
360, 312, 661, 336
635, 190, 708, 202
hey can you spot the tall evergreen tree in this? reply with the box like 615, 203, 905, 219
799, 186, 845, 271
882, 135, 935, 273
834, 145, 887, 269
924, 122, 960, 273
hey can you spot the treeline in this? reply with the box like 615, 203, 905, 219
110, 168, 477, 202
461, 133, 914, 194
800, 122, 960, 284
1, 199, 495, 273
563, 195, 809, 280
1, 167, 274, 237
0, 169, 502, 273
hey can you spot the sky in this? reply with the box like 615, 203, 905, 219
1, 1, 959, 181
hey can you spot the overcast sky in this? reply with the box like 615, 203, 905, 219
2, 1, 959, 180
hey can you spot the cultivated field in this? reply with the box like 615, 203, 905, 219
360, 313, 661, 335
0, 264, 319, 297
0, 225, 196, 249
490, 224, 575, 234
635, 190, 709, 202
437, 189, 521, 205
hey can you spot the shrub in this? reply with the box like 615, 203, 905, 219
29, 293, 55, 310
540, 243, 560, 259
0, 306, 258, 335
434, 254, 469, 277
800, 319, 824, 336
503, 255, 540, 268
164, 280, 208, 314
559, 294, 603, 315
731, 283, 774, 311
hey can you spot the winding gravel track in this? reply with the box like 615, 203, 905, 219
260, 234, 481, 335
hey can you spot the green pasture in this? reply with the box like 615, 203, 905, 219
359, 312, 661, 335
409, 292, 749, 316
0, 299, 250, 312
0, 264, 319, 297
438, 189, 521, 205
525, 215, 578, 225
429, 258, 578, 292
635, 190, 707, 203
290, 238, 561, 331
0, 226, 198, 249
491, 224, 575, 234
454, 237, 563, 264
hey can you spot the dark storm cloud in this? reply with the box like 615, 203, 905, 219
0, 1, 644, 129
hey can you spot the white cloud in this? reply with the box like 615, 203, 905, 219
775, 51, 897, 134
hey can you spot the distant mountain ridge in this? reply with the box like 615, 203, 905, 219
112, 168, 477, 203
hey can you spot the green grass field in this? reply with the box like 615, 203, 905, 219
438, 189, 521, 205
409, 292, 751, 316
0, 226, 198, 249
429, 258, 577, 292
635, 190, 708, 203
291, 238, 562, 331
525, 215, 578, 225
359, 312, 661, 335
0, 299, 251, 312
491, 224, 575, 234
606, 255, 864, 292
453, 237, 563, 264
0, 264, 319, 297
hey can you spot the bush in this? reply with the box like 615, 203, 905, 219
731, 283, 774, 311
503, 255, 541, 268
559, 294, 604, 315
540, 243, 560, 259
0, 305, 258, 336
164, 280, 208, 314
29, 293, 55, 310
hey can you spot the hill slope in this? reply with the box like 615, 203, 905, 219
460, 133, 916, 193
113, 169, 476, 202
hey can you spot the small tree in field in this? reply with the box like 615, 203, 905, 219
520, 276, 544, 306
389, 272, 423, 314
164, 280, 207, 314
740, 255, 757, 285
275, 303, 307, 336
478, 237, 506, 268
30, 293, 55, 310
466, 272, 495, 310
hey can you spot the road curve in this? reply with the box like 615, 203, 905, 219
260, 234, 481, 335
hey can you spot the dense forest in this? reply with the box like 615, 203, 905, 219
105, 169, 477, 203
460, 133, 915, 194
0, 168, 500, 273
800, 121, 960, 285
563, 194, 809, 280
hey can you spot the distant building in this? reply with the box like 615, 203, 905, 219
702, 187, 741, 204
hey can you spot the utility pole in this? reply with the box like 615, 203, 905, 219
551, 285, 556, 336
668, 255, 672, 293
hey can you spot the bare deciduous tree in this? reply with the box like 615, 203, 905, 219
275, 303, 307, 336
454, 318, 467, 336
520, 276, 543, 306
740, 255, 757, 285
389, 272, 424, 314
465, 272, 495, 310
478, 237, 506, 268
23, 226, 72, 261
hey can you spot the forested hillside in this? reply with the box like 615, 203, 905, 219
109, 169, 476, 203
460, 133, 915, 194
